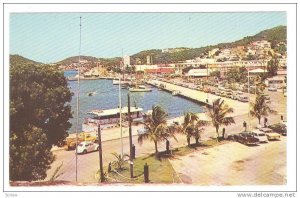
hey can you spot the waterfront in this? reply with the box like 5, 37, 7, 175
65, 71, 205, 133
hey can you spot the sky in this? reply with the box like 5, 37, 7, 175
10, 12, 286, 63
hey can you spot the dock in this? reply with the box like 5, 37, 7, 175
147, 79, 249, 117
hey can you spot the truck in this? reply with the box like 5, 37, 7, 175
65, 132, 97, 150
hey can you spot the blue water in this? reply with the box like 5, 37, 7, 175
65, 71, 205, 133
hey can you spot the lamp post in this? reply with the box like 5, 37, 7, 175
97, 123, 105, 182
128, 93, 134, 178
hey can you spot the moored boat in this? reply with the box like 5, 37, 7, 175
82, 106, 144, 131
129, 85, 152, 92
172, 90, 181, 96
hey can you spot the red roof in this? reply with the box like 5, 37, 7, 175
145, 68, 175, 74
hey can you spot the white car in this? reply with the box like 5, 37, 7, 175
238, 95, 249, 102
259, 127, 281, 141
268, 86, 277, 92
75, 141, 99, 154
251, 129, 268, 143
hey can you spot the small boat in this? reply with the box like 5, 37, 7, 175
172, 90, 180, 96
129, 85, 152, 92
88, 91, 96, 96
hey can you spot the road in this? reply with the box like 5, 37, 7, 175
169, 137, 286, 185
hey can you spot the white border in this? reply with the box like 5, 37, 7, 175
2, 2, 298, 194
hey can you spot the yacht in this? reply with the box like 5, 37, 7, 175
82, 106, 144, 131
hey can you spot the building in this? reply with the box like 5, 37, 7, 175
144, 68, 175, 75
146, 55, 153, 65
185, 68, 212, 78
265, 76, 285, 88
123, 55, 131, 66
208, 48, 219, 58
251, 40, 271, 50
162, 48, 188, 53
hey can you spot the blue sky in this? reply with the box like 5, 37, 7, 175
10, 12, 286, 63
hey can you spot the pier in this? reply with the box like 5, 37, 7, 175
147, 79, 250, 117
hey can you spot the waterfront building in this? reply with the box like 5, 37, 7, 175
185, 68, 212, 78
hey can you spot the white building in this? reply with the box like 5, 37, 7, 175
185, 68, 212, 77
123, 55, 131, 66
251, 40, 271, 50
134, 64, 158, 72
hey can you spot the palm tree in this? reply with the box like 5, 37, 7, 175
207, 98, 235, 141
180, 112, 209, 146
250, 94, 274, 125
111, 152, 129, 171
138, 105, 177, 156
181, 112, 198, 146
194, 120, 209, 144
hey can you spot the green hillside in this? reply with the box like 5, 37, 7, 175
10, 54, 42, 66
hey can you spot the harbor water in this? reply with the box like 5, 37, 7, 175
65, 71, 205, 133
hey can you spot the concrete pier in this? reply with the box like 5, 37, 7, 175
148, 79, 249, 117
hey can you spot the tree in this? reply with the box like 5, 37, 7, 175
207, 98, 235, 141
250, 94, 273, 125
10, 63, 73, 181
10, 125, 55, 181
267, 56, 279, 77
111, 152, 129, 171
138, 105, 177, 156
226, 67, 247, 83
210, 70, 221, 79
181, 112, 198, 146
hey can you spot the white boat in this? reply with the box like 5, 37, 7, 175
112, 80, 130, 85
172, 90, 181, 96
82, 106, 144, 131
129, 85, 152, 92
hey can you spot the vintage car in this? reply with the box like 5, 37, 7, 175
230, 132, 260, 145
75, 141, 99, 154
251, 129, 268, 143
259, 127, 281, 140
268, 123, 287, 136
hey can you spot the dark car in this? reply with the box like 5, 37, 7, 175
234, 132, 260, 145
268, 123, 287, 136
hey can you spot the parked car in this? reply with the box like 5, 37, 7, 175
259, 127, 281, 140
234, 132, 260, 145
238, 95, 249, 102
268, 123, 287, 136
268, 86, 277, 92
251, 129, 268, 143
75, 141, 99, 154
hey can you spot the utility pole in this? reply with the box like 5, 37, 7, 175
127, 93, 134, 178
75, 16, 82, 182
97, 123, 105, 182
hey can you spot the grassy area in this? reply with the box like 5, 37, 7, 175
97, 139, 228, 184
100, 155, 181, 184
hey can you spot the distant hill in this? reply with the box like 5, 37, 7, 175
131, 25, 286, 64
56, 56, 98, 65
10, 54, 42, 66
